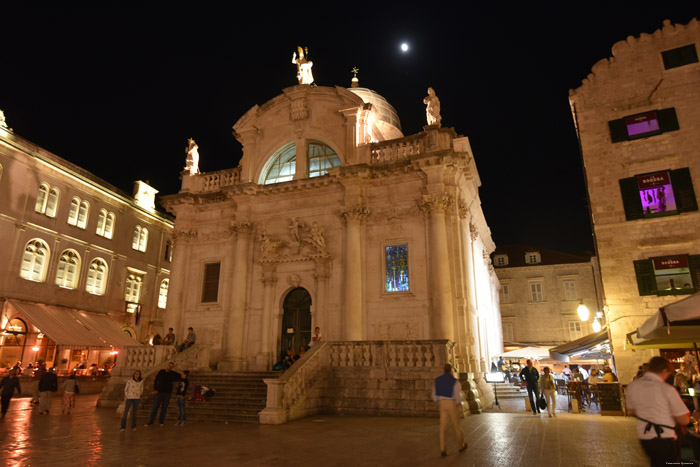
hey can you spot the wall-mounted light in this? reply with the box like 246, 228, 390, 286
592, 318, 602, 333
577, 300, 590, 322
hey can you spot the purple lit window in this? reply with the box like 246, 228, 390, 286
637, 171, 677, 217
385, 245, 409, 292
626, 112, 660, 138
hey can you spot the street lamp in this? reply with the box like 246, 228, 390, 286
592, 318, 601, 332
577, 300, 590, 322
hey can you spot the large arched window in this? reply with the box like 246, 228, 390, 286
20, 239, 50, 282
308, 141, 341, 178
67, 198, 89, 229
261, 143, 296, 185
132, 225, 148, 252
125, 274, 143, 302
55, 249, 81, 289
85, 258, 109, 295
158, 279, 169, 309
96, 209, 116, 239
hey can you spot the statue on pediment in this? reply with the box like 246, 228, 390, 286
423, 87, 441, 126
292, 46, 314, 85
185, 138, 200, 175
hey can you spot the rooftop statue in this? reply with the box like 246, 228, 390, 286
0, 110, 10, 130
292, 46, 314, 85
185, 138, 200, 175
423, 87, 441, 126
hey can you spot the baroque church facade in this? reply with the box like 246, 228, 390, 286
162, 81, 502, 382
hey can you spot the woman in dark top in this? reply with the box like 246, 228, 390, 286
175, 370, 189, 426
0, 369, 22, 417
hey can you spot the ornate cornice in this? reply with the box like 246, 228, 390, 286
339, 205, 371, 223
418, 194, 453, 215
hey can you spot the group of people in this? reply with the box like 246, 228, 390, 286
151, 327, 197, 353
275, 326, 322, 371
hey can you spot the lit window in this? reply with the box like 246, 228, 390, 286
67, 198, 80, 226
85, 258, 108, 295
500, 284, 511, 304
525, 252, 541, 264
132, 226, 148, 252
20, 239, 50, 282
158, 279, 169, 309
261, 143, 296, 185
569, 321, 582, 340
563, 280, 577, 301
96, 210, 116, 239
55, 250, 81, 289
620, 168, 697, 221
634, 254, 698, 297
46, 188, 59, 217
125, 274, 143, 303
308, 142, 341, 178
385, 244, 409, 292
164, 240, 173, 262
529, 282, 544, 302
494, 254, 508, 267
35, 184, 49, 213
77, 201, 89, 229
105, 213, 115, 239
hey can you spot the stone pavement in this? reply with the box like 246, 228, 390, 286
0, 395, 648, 467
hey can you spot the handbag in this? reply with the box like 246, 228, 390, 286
538, 394, 547, 410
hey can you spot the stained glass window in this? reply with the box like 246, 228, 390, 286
385, 245, 409, 292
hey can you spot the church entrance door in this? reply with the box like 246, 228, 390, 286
281, 287, 312, 359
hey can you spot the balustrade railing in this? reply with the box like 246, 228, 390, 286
370, 135, 424, 164
202, 167, 240, 192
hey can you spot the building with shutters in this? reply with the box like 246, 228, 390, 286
492, 245, 603, 348
160, 80, 503, 397
569, 19, 700, 381
0, 117, 173, 370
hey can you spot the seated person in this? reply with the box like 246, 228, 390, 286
152, 333, 162, 345
178, 327, 197, 352
162, 328, 176, 346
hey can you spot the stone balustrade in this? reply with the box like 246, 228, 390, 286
202, 168, 241, 192
370, 135, 425, 164
110, 345, 177, 376
260, 340, 457, 424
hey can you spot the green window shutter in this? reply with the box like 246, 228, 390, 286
619, 177, 644, 220
689, 255, 700, 290
608, 119, 629, 143
634, 259, 656, 296
670, 168, 698, 213
657, 108, 680, 133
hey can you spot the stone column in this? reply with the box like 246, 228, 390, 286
419, 194, 455, 341
313, 258, 330, 337
257, 266, 277, 369
340, 206, 369, 340
293, 137, 308, 180
221, 221, 254, 371
463, 223, 482, 374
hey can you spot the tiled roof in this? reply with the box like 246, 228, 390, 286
492, 244, 591, 268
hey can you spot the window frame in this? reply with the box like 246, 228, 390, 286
500, 283, 511, 304
569, 321, 583, 340
20, 239, 50, 283
201, 262, 221, 303
55, 249, 81, 289
634, 254, 700, 297
158, 278, 169, 309
529, 281, 544, 302
35, 184, 49, 214
383, 242, 411, 294
125, 273, 143, 303
619, 168, 698, 221
85, 258, 109, 296
563, 279, 577, 301
608, 107, 679, 143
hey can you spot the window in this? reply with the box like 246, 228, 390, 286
563, 280, 577, 301
662, 44, 698, 70
125, 274, 143, 303
96, 209, 116, 239
502, 322, 515, 342
608, 108, 679, 143
158, 279, 169, 309
46, 188, 59, 217
308, 142, 341, 178
385, 244, 409, 292
201, 262, 221, 303
85, 258, 108, 295
164, 240, 173, 262
494, 254, 508, 267
35, 184, 49, 213
634, 254, 700, 297
55, 249, 81, 289
20, 239, 50, 282
67, 198, 89, 228
529, 282, 544, 302
619, 168, 697, 221
132, 226, 148, 252
525, 252, 541, 264
261, 143, 296, 184
500, 284, 511, 304
569, 321, 582, 340
67, 198, 79, 225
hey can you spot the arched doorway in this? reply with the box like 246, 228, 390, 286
281, 287, 312, 359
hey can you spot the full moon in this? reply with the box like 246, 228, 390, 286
401, 43, 409, 52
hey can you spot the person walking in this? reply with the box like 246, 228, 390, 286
121, 370, 144, 431
432, 363, 467, 457
540, 367, 557, 417
175, 370, 189, 426
61, 373, 79, 415
519, 359, 541, 415
0, 369, 22, 418
145, 362, 181, 426
627, 356, 690, 466
38, 367, 58, 414
31, 362, 46, 405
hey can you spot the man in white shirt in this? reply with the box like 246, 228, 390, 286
432, 363, 467, 457
626, 356, 690, 466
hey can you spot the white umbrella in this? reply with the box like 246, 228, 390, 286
501, 346, 550, 360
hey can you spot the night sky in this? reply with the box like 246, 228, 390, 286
3, 5, 698, 255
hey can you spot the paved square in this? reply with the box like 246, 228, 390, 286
0, 395, 648, 466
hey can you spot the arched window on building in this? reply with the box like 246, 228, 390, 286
260, 143, 296, 185
96, 209, 115, 238
55, 249, 81, 289
164, 240, 173, 262
308, 141, 341, 178
67, 198, 80, 225
132, 226, 148, 252
105, 212, 115, 239
85, 258, 108, 295
35, 184, 49, 213
46, 188, 60, 218
125, 274, 143, 303
20, 239, 50, 282
77, 200, 89, 229
158, 279, 169, 309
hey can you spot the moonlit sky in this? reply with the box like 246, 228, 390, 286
2, 5, 698, 254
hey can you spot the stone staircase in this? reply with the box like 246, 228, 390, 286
139, 371, 281, 423
491, 382, 526, 399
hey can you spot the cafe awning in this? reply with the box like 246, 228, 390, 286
7, 300, 108, 348
549, 330, 609, 362
54, 307, 141, 347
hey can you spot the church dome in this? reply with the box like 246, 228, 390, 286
347, 87, 403, 140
